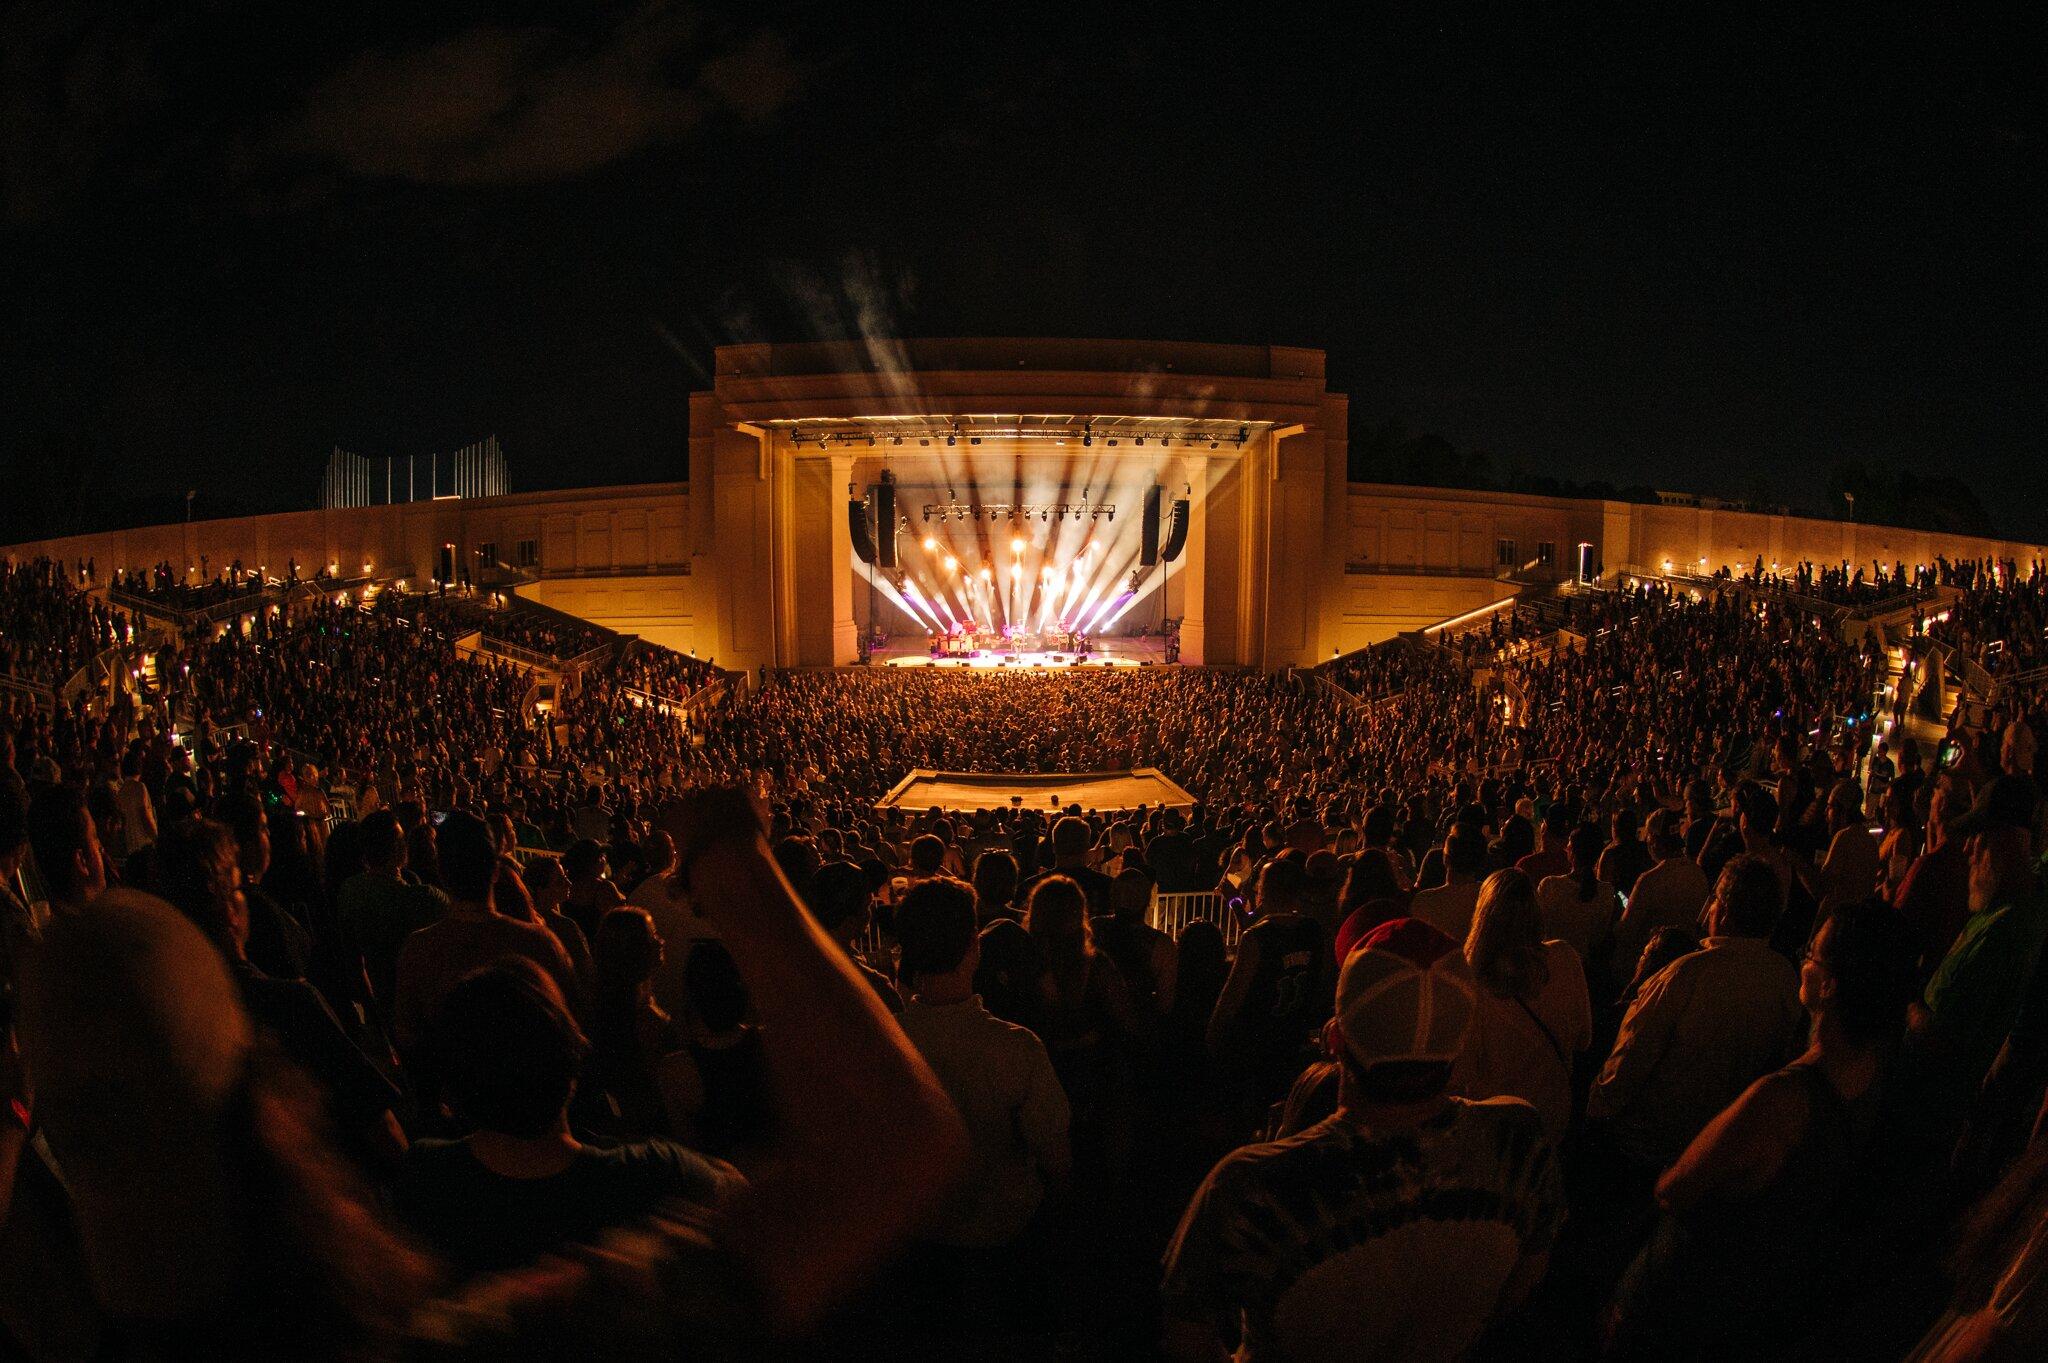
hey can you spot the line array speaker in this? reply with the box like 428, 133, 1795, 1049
875, 475, 898, 568
1140, 484, 1163, 566
1161, 498, 1191, 562
849, 500, 878, 565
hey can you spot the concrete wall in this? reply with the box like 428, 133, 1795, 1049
517, 574, 712, 657
3, 483, 691, 589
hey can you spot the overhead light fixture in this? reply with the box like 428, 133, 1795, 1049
1082, 427, 1093, 448
946, 434, 956, 447
920, 438, 930, 447
970, 436, 982, 445
892, 435, 903, 446
1134, 436, 1145, 446
1107, 438, 1117, 446
922, 536, 938, 552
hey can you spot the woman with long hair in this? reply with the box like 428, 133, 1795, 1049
1025, 874, 1136, 1184
1454, 868, 1592, 1147
578, 905, 680, 1141
1332, 848, 1409, 963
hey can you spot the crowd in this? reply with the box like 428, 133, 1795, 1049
0, 560, 132, 689
1925, 565, 2048, 682
399, 591, 616, 662
111, 560, 275, 613
1732, 558, 1927, 607
613, 642, 721, 701
1, 560, 2046, 1360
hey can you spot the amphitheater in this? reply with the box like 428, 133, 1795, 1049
10, 339, 2039, 678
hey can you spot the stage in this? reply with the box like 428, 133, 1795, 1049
873, 635, 1175, 669
876, 767, 1197, 812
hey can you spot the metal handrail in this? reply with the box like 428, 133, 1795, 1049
0, 671, 56, 706
1344, 562, 1497, 578
1148, 889, 1243, 950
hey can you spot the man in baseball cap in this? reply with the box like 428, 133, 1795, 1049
1162, 918, 1565, 1363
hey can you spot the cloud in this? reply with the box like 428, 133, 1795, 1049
276, 1, 800, 186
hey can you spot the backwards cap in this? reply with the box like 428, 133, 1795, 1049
1335, 918, 1477, 1068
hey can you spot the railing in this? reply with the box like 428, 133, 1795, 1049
1148, 889, 1243, 950
0, 672, 55, 707
535, 562, 693, 579
1992, 662, 2048, 704
1344, 561, 1497, 578
1954, 651, 1998, 700
510, 845, 564, 866
479, 635, 568, 671
107, 583, 281, 630
58, 643, 136, 708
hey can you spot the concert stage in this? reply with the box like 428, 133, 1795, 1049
876, 767, 1196, 813
874, 636, 1173, 669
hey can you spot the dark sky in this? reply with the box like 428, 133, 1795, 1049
3, 1, 2043, 543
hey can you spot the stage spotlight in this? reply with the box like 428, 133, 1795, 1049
946, 434, 955, 447
979, 565, 993, 581
1134, 436, 1145, 446
944, 556, 958, 573
893, 435, 903, 446
1210, 439, 1219, 449
923, 536, 938, 552
1107, 438, 1117, 446
970, 436, 982, 445
1082, 429, 1093, 448
1012, 537, 1025, 554
1107, 509, 1115, 521
920, 438, 930, 447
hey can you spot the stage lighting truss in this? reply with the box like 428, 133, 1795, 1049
781, 417, 1262, 450
920, 501, 1116, 524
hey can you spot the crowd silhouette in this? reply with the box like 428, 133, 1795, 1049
0, 555, 2045, 1360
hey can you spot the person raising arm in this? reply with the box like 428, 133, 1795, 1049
657, 786, 972, 1333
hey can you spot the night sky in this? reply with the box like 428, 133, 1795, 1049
3, 2, 2042, 544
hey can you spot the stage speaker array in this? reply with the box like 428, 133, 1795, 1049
1140, 484, 1163, 566
848, 499, 878, 565
875, 472, 898, 568
1161, 498, 1190, 562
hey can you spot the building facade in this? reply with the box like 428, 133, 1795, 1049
7, 339, 2042, 672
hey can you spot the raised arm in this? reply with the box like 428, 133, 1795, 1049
662, 790, 969, 1334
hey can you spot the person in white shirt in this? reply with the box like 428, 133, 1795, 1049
1412, 825, 1488, 944
1457, 869, 1593, 1146
1537, 822, 1621, 965
1612, 808, 1710, 975
893, 876, 1071, 1250
1806, 778, 1880, 931
1589, 855, 1807, 1177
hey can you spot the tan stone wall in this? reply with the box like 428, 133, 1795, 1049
2, 483, 691, 588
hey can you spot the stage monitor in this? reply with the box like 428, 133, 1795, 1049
1161, 498, 1190, 562
1140, 484, 1163, 566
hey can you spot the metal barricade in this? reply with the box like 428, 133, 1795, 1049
1148, 889, 1242, 950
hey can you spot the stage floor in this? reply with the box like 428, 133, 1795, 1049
876, 767, 1196, 812
875, 637, 1171, 669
